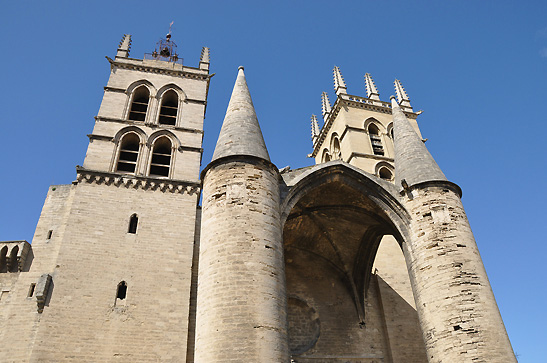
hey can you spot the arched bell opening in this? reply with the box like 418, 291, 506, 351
281, 162, 426, 361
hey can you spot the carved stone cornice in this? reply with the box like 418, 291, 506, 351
106, 56, 211, 81
75, 167, 200, 195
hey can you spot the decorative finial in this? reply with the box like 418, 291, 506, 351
364, 73, 380, 100
321, 92, 331, 122
394, 79, 412, 108
199, 47, 210, 70
116, 34, 132, 58
333, 66, 347, 95
311, 114, 320, 145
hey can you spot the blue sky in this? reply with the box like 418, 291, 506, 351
1, 1, 546, 360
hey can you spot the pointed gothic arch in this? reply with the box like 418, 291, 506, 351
280, 162, 416, 357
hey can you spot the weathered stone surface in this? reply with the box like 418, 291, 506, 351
197, 160, 288, 362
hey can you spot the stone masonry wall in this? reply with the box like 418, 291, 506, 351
404, 186, 516, 363
0, 184, 75, 362
196, 160, 288, 362
27, 181, 198, 362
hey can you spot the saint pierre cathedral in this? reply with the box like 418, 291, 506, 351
0, 33, 516, 362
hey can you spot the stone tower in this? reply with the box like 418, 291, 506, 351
0, 33, 211, 361
196, 67, 288, 362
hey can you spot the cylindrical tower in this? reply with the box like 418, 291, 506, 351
391, 97, 516, 362
194, 67, 288, 362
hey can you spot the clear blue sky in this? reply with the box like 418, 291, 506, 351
1, 1, 546, 360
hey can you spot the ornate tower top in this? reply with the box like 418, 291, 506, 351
364, 73, 380, 100
146, 24, 182, 64
211, 67, 270, 163
333, 66, 347, 95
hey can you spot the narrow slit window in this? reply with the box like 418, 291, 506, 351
116, 133, 140, 174
149, 137, 172, 177
116, 281, 127, 300
158, 90, 178, 126
47, 230, 53, 240
28, 283, 36, 297
128, 86, 150, 122
368, 124, 384, 156
128, 214, 138, 234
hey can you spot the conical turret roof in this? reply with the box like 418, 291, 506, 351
391, 97, 446, 188
211, 67, 270, 162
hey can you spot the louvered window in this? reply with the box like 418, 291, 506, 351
158, 90, 178, 125
128, 86, 150, 122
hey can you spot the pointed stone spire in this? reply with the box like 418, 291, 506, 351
364, 73, 380, 100
211, 66, 270, 162
394, 79, 412, 108
333, 66, 347, 95
116, 34, 132, 58
321, 92, 332, 122
311, 114, 320, 145
391, 96, 446, 188
200, 47, 210, 71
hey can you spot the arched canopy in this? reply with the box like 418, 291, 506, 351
281, 161, 410, 322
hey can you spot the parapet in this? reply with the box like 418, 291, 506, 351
0, 240, 31, 272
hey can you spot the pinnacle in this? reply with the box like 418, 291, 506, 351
211, 67, 270, 163
364, 73, 380, 100
391, 97, 446, 188
200, 47, 210, 63
116, 34, 132, 58
321, 92, 332, 121
333, 66, 347, 95
394, 79, 412, 108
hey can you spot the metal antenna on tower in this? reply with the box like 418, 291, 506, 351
167, 21, 174, 40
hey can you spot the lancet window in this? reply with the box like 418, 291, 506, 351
158, 90, 178, 125
149, 137, 172, 177
128, 86, 150, 122
331, 135, 341, 160
116, 133, 141, 174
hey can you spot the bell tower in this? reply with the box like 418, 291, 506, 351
4, 32, 213, 361
83, 33, 211, 182
310, 66, 422, 182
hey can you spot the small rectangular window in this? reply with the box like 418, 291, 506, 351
47, 230, 53, 239
28, 283, 36, 297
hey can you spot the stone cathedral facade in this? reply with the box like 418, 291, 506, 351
0, 34, 515, 362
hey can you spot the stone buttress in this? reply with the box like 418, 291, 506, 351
195, 67, 289, 362
391, 97, 516, 362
